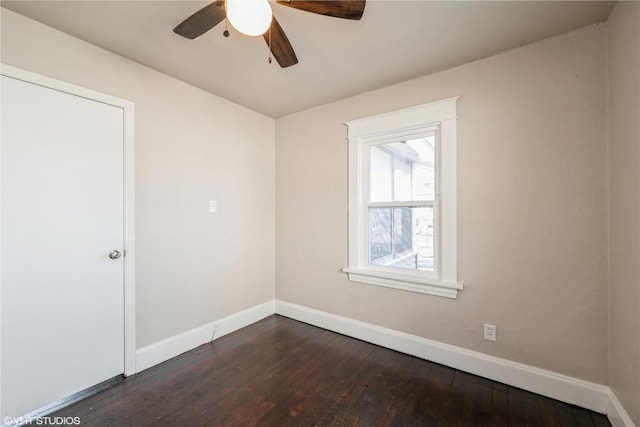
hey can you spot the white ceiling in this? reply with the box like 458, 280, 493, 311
1, 1, 614, 118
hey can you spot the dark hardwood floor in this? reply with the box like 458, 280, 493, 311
51, 315, 610, 426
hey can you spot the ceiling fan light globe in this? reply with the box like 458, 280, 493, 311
227, 0, 273, 37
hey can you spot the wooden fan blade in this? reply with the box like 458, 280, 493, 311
263, 17, 298, 68
173, 1, 226, 39
276, 0, 365, 20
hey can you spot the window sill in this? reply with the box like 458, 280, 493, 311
342, 268, 463, 299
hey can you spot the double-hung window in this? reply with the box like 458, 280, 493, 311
343, 97, 462, 299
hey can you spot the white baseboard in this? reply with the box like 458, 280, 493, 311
135, 300, 275, 373
274, 300, 611, 415
133, 298, 636, 427
608, 389, 637, 427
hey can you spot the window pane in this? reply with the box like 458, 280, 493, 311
410, 136, 436, 200
369, 208, 392, 261
394, 157, 412, 201
369, 137, 435, 202
369, 146, 392, 202
368, 206, 434, 271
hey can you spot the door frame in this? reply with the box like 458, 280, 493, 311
0, 64, 137, 386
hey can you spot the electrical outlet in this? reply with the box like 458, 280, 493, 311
484, 323, 497, 342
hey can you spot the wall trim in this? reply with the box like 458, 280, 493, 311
135, 300, 275, 373
607, 389, 637, 427
274, 300, 612, 416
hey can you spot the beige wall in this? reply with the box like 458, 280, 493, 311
607, 2, 640, 425
276, 25, 609, 383
1, 9, 276, 348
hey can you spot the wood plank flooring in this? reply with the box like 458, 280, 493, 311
50, 315, 610, 426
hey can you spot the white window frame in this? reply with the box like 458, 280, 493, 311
343, 97, 462, 299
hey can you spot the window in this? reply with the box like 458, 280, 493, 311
343, 97, 462, 299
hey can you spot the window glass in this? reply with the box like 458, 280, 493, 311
408, 137, 436, 201
393, 157, 412, 201
369, 137, 435, 202
370, 146, 392, 202
368, 206, 434, 271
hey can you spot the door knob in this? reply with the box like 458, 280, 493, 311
109, 250, 122, 259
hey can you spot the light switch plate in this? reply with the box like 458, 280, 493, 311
209, 200, 217, 213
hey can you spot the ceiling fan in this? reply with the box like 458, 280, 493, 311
173, 0, 366, 68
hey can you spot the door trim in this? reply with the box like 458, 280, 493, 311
0, 64, 137, 380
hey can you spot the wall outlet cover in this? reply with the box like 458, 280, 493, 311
484, 323, 497, 342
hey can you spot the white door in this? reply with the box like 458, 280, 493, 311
1, 75, 125, 419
